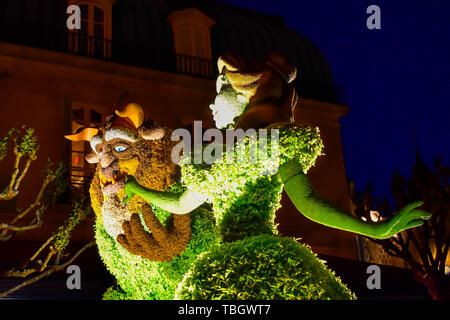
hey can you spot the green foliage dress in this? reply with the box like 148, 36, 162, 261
176, 124, 355, 299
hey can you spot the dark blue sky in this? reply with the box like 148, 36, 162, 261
220, 0, 450, 202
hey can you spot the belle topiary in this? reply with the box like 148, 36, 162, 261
170, 122, 354, 299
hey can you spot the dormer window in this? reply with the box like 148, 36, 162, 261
67, 0, 114, 59
168, 8, 215, 78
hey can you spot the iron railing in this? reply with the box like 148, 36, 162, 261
176, 54, 213, 78
67, 32, 112, 59
67, 35, 213, 78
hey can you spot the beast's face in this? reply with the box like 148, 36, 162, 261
86, 122, 176, 199
65, 103, 177, 228
90, 128, 146, 196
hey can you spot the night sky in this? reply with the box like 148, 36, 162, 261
220, 0, 450, 203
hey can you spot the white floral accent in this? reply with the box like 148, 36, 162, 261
101, 194, 132, 239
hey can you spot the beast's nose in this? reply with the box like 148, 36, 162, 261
99, 145, 115, 168
101, 160, 119, 179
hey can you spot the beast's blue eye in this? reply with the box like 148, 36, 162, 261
115, 146, 127, 152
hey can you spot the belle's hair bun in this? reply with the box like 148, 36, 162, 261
264, 52, 297, 84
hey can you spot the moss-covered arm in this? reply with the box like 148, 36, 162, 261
123, 176, 205, 214
279, 160, 432, 239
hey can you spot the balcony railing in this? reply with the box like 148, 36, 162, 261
176, 54, 214, 78
67, 32, 112, 59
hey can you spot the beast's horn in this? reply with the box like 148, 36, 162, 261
138, 126, 166, 140
64, 127, 99, 142
115, 103, 144, 129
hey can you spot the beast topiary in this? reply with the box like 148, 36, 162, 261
65, 104, 221, 299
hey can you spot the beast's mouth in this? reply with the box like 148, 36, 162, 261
99, 171, 127, 195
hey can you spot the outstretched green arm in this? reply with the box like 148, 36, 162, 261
279, 160, 431, 239
123, 176, 205, 214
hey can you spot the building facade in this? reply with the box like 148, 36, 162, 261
0, 0, 356, 259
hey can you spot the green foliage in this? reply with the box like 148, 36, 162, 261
0, 128, 12, 161
276, 125, 324, 171
0, 125, 40, 161
95, 192, 221, 300
52, 199, 90, 253
181, 125, 323, 199
42, 160, 68, 205
176, 234, 355, 300
102, 286, 132, 300
17, 127, 39, 157
181, 125, 323, 242
217, 176, 283, 242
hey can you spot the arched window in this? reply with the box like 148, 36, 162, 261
67, 1, 113, 59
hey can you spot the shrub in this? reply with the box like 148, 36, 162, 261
176, 234, 355, 300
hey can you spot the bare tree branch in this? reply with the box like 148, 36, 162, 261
0, 241, 95, 299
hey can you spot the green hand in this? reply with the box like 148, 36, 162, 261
121, 175, 203, 214
123, 175, 138, 204
380, 201, 432, 238
280, 160, 432, 239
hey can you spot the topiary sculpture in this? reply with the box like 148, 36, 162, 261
66, 53, 431, 300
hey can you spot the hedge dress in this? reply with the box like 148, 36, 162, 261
176, 124, 355, 299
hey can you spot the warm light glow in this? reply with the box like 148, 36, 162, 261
370, 210, 381, 222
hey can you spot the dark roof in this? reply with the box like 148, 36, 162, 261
0, 0, 337, 103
